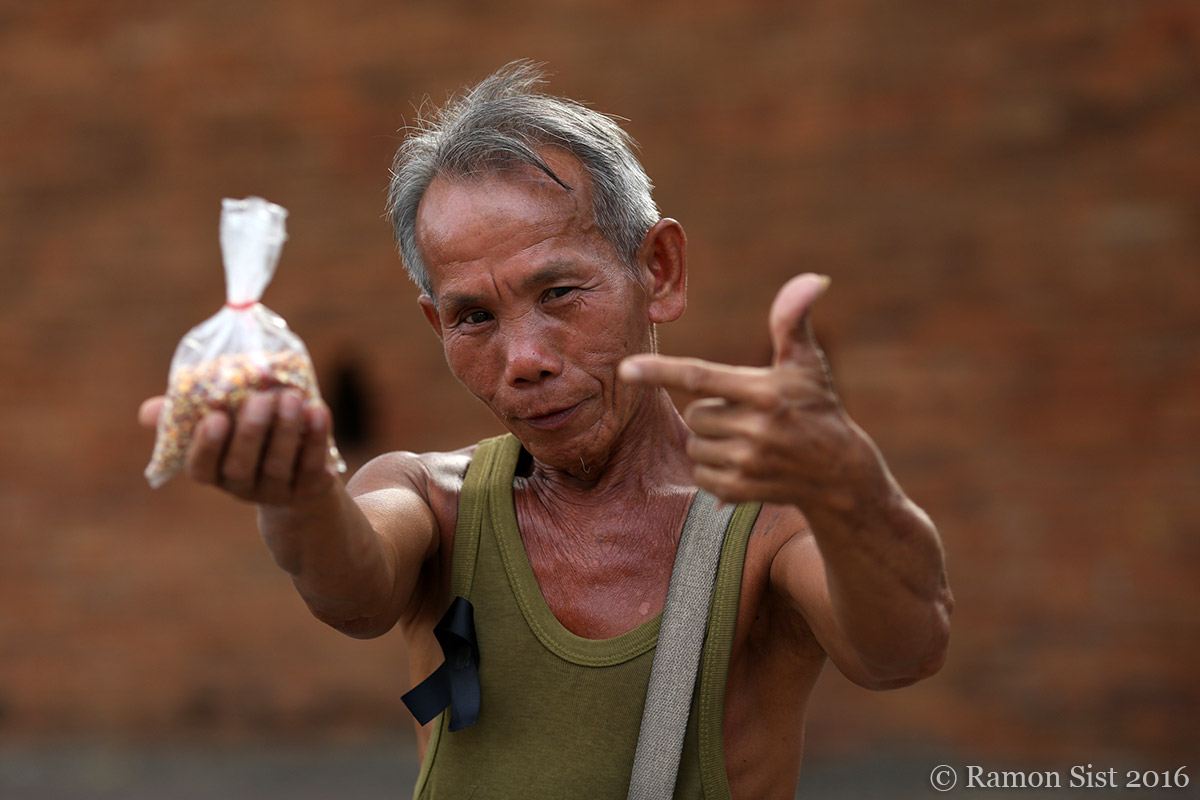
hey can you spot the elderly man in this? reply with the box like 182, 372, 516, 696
140, 62, 952, 799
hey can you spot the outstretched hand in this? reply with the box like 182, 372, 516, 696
138, 391, 338, 506
619, 273, 869, 507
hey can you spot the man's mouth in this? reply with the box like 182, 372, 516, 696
519, 400, 584, 431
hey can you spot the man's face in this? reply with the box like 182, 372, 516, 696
415, 150, 656, 472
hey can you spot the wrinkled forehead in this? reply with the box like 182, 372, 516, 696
414, 155, 610, 290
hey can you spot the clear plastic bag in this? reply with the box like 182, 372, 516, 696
145, 196, 346, 488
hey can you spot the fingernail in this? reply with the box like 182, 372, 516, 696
308, 404, 329, 433
279, 392, 301, 421
618, 361, 642, 382
245, 394, 272, 424
205, 415, 229, 442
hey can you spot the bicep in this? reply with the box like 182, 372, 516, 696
355, 485, 438, 562
769, 533, 881, 690
345, 456, 442, 624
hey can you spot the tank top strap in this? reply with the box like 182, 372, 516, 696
696, 500, 761, 796
448, 434, 516, 598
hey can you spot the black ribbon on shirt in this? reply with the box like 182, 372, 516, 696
401, 596, 480, 731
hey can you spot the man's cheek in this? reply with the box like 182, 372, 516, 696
444, 344, 484, 388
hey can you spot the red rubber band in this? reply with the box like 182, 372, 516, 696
226, 300, 258, 310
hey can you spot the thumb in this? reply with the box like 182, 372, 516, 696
769, 273, 831, 366
138, 396, 165, 428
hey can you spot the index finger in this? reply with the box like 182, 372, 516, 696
619, 354, 770, 405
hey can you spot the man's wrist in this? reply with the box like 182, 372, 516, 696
256, 477, 350, 571
258, 470, 343, 519
793, 421, 894, 529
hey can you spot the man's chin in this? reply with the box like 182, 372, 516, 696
510, 426, 609, 476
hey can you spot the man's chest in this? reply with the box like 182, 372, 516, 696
515, 508, 682, 639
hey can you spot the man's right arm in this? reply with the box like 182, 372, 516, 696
257, 462, 438, 640
139, 389, 438, 639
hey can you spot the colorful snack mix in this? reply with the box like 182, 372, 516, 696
145, 197, 345, 488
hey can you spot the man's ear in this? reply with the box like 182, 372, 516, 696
418, 295, 445, 341
637, 218, 687, 324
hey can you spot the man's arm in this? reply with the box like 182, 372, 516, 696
767, 443, 952, 689
619, 273, 953, 688
138, 389, 437, 639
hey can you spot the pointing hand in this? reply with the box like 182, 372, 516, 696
620, 274, 870, 506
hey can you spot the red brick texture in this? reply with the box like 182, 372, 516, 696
1, 0, 1196, 763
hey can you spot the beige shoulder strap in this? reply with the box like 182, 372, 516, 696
627, 490, 735, 800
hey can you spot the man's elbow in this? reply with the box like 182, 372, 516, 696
858, 638, 948, 691
881, 637, 949, 689
305, 597, 398, 640
859, 598, 953, 690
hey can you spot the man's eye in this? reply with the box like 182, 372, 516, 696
462, 310, 491, 325
545, 287, 574, 300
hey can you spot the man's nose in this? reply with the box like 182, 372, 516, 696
501, 325, 561, 386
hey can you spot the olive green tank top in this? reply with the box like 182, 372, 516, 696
413, 434, 761, 800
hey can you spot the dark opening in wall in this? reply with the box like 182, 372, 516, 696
326, 355, 375, 454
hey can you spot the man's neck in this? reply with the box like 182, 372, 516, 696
522, 388, 693, 507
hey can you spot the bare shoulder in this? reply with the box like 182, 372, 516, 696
347, 445, 477, 542
752, 501, 824, 618
745, 502, 814, 592
347, 445, 474, 497
748, 501, 812, 549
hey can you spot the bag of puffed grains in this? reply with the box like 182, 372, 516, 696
144, 196, 346, 488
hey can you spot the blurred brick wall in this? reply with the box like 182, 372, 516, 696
2, 0, 1196, 764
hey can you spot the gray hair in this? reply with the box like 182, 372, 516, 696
386, 60, 660, 297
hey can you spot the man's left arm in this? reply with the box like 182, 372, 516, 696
620, 273, 953, 689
